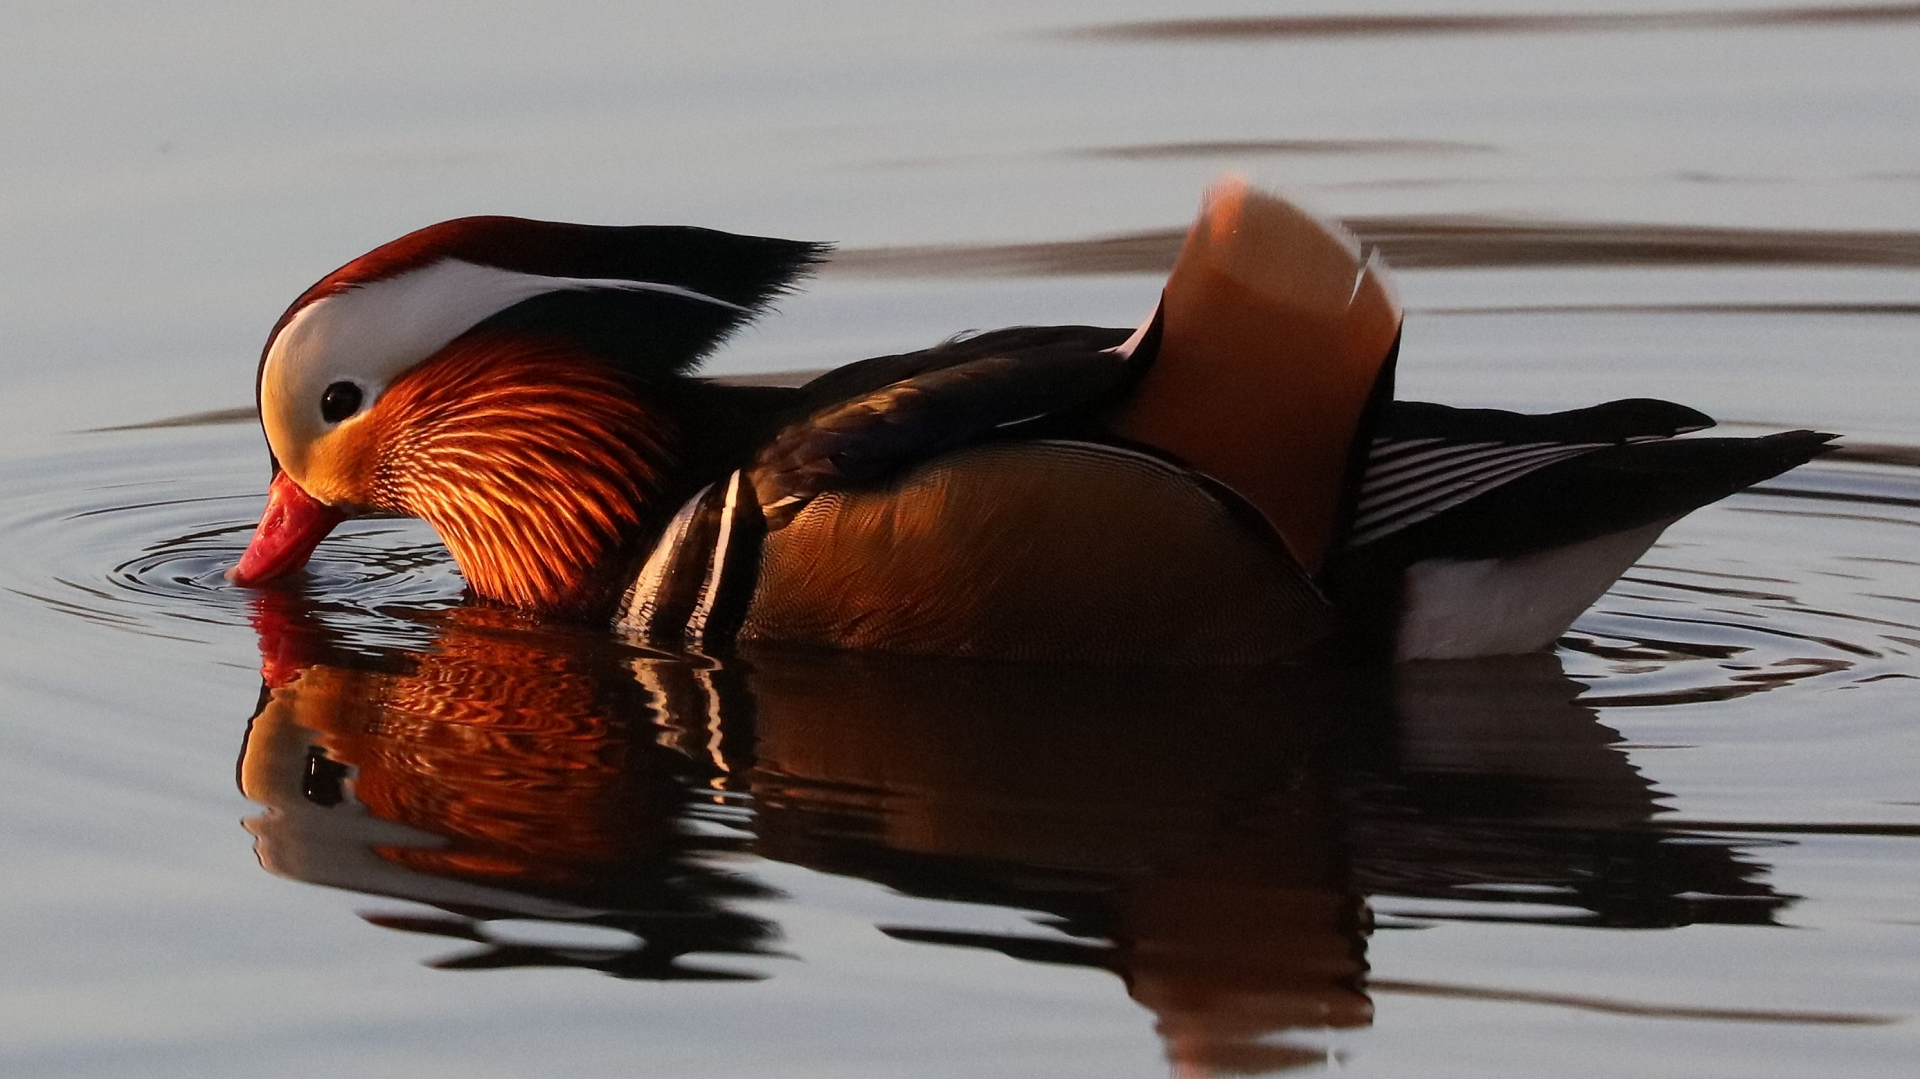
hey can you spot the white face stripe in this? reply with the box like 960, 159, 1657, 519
259, 258, 745, 483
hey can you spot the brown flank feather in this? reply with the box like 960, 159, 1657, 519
360, 333, 668, 613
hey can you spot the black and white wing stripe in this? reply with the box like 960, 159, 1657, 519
1351, 437, 1612, 545
1347, 398, 1717, 548
619, 472, 766, 649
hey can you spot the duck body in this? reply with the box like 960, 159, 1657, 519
628, 402, 1332, 665
233, 179, 1833, 663
610, 330, 1830, 662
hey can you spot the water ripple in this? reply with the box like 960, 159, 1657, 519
3, 419, 1917, 709
1058, 4, 1920, 43
0, 425, 463, 654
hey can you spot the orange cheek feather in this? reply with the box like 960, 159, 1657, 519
358, 334, 668, 612
237, 334, 667, 611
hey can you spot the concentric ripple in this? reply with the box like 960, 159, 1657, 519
3, 417, 1917, 705
0, 422, 464, 657
1562, 460, 1920, 704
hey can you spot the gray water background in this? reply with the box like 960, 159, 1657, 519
2, 2, 1918, 1076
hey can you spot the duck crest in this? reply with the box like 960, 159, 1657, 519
266, 216, 828, 363
359, 331, 670, 613
256, 218, 828, 477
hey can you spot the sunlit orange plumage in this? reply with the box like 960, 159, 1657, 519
234, 180, 1837, 661
358, 333, 668, 612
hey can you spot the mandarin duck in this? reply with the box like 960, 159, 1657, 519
232, 178, 1832, 662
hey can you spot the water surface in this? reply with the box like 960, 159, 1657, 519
1, 2, 1916, 1076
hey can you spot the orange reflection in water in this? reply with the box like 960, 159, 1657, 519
238, 594, 1792, 1071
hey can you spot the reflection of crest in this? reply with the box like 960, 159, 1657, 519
238, 595, 1788, 1073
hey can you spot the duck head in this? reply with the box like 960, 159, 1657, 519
232, 216, 826, 614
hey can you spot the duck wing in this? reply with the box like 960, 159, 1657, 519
1326, 400, 1835, 659
753, 180, 1409, 565
1348, 398, 1715, 550
1349, 399, 1832, 559
749, 325, 1140, 527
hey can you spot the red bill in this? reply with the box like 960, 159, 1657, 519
230, 471, 347, 586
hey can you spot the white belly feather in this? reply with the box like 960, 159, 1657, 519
1394, 518, 1676, 661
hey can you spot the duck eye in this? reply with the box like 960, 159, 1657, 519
320, 381, 364, 424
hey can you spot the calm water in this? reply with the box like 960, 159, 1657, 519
3, 3, 1917, 1076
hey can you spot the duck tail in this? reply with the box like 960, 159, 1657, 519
1114, 176, 1402, 573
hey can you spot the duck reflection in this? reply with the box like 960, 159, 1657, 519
237, 596, 1786, 1073
239, 595, 778, 980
